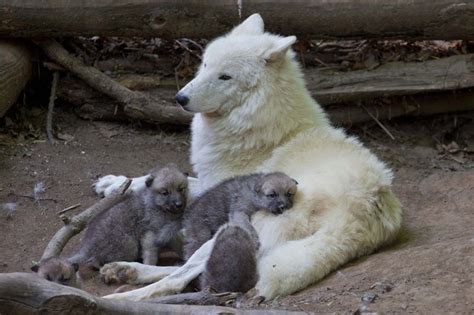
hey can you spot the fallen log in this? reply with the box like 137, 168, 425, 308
308, 54, 474, 104
328, 89, 474, 125
0, 40, 31, 117
0, 273, 305, 315
1, 1, 474, 40
35, 39, 193, 125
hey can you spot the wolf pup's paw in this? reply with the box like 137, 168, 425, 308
93, 175, 127, 197
100, 262, 138, 285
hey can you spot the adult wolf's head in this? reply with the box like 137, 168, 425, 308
175, 14, 296, 116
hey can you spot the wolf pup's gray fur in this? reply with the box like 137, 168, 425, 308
183, 172, 298, 260
33, 164, 188, 286
200, 221, 258, 293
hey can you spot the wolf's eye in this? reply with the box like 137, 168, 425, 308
161, 190, 170, 196
219, 74, 232, 81
286, 192, 293, 198
267, 192, 277, 198
178, 186, 186, 192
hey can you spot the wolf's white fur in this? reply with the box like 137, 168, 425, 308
98, 13, 402, 300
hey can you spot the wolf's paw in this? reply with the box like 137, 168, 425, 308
93, 175, 127, 197
100, 262, 138, 285
236, 288, 265, 308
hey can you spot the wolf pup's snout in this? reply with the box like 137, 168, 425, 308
175, 93, 189, 107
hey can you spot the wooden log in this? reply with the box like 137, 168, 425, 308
1, 1, 474, 40
308, 54, 474, 104
0, 273, 306, 315
35, 38, 192, 125
328, 89, 474, 125
0, 40, 31, 117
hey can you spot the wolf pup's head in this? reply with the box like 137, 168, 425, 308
175, 14, 296, 116
32, 257, 80, 287
253, 172, 298, 215
144, 163, 188, 214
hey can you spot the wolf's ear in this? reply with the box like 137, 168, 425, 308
230, 13, 264, 36
263, 36, 297, 62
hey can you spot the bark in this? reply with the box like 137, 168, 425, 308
1, 1, 474, 40
0, 40, 31, 117
35, 39, 192, 125
0, 273, 304, 315
328, 89, 474, 125
308, 54, 474, 104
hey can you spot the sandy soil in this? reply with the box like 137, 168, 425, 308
0, 109, 473, 313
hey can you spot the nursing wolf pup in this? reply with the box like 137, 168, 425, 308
183, 172, 298, 260
97, 13, 402, 301
33, 164, 187, 286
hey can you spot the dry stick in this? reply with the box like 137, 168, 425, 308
362, 105, 396, 140
57, 203, 81, 215
148, 289, 240, 306
39, 179, 132, 262
33, 39, 192, 125
46, 71, 59, 144
0, 273, 302, 315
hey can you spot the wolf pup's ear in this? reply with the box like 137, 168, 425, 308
31, 264, 39, 272
264, 36, 297, 62
292, 179, 299, 185
254, 181, 262, 194
230, 13, 264, 36
145, 175, 155, 188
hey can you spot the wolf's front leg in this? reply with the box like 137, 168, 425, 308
100, 262, 179, 285
103, 238, 215, 301
94, 175, 147, 197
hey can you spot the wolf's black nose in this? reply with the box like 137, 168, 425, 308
175, 201, 183, 209
175, 93, 189, 106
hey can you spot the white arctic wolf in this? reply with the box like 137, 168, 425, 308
97, 13, 402, 301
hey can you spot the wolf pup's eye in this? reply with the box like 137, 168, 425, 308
267, 192, 277, 198
219, 74, 232, 80
161, 190, 170, 196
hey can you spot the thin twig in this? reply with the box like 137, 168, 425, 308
174, 39, 202, 60
174, 58, 184, 91
57, 203, 81, 215
362, 105, 396, 140
46, 71, 59, 144
181, 38, 204, 53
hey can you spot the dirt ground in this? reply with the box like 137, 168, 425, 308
0, 108, 473, 313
